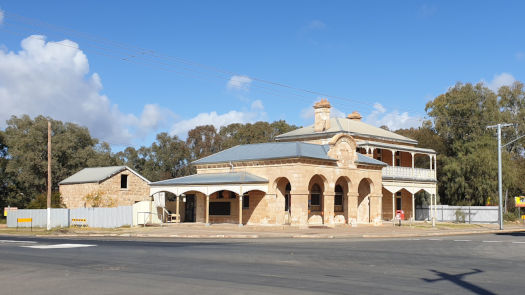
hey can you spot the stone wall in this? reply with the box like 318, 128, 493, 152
60, 169, 150, 208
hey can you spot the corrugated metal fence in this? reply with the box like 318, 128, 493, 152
416, 205, 498, 223
7, 206, 132, 228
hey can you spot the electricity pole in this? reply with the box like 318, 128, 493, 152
487, 123, 513, 230
47, 121, 52, 231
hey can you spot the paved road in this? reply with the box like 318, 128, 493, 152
1, 232, 523, 294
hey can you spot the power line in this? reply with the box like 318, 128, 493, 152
2, 11, 428, 114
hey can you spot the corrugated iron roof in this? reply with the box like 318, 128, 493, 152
192, 142, 336, 165
59, 166, 150, 185
275, 117, 417, 144
355, 153, 388, 166
150, 172, 268, 186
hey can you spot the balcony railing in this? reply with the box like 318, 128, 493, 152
382, 166, 435, 181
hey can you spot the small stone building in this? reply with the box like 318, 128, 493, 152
59, 166, 150, 208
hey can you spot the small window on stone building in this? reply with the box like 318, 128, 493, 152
217, 191, 224, 199
242, 194, 250, 209
121, 174, 128, 189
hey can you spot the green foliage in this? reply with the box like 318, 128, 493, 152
83, 191, 116, 208
118, 120, 299, 182
1, 115, 117, 208
27, 191, 64, 209
418, 82, 525, 206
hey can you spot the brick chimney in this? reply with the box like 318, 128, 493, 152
314, 98, 331, 132
347, 111, 362, 121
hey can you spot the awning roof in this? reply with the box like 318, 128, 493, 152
150, 172, 268, 186
149, 172, 269, 196
358, 140, 436, 154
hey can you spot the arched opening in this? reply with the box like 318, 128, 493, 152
240, 189, 267, 225
357, 178, 372, 223
334, 176, 350, 224
274, 177, 292, 225
207, 190, 239, 224
308, 174, 327, 225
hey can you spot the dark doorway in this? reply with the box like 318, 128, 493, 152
284, 183, 291, 212
185, 194, 196, 222
396, 196, 402, 211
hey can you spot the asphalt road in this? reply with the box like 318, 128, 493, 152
1, 232, 524, 295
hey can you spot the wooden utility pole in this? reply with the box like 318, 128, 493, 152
47, 121, 51, 230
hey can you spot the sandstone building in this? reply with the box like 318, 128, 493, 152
59, 166, 150, 208
150, 99, 437, 226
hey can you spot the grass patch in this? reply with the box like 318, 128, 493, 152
0, 218, 6, 224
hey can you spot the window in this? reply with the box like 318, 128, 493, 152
242, 194, 249, 209
376, 148, 382, 162
310, 184, 322, 211
217, 190, 224, 199
210, 202, 230, 215
395, 151, 401, 166
120, 174, 128, 189
334, 185, 343, 212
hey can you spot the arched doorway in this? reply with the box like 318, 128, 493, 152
334, 176, 350, 224
357, 178, 373, 223
275, 177, 292, 225
308, 175, 327, 225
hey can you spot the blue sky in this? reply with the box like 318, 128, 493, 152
0, 1, 524, 150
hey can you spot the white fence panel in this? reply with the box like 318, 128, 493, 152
7, 207, 132, 228
6, 209, 69, 228
416, 205, 498, 223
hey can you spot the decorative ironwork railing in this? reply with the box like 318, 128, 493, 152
382, 166, 435, 181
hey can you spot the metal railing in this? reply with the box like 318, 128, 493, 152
382, 166, 435, 181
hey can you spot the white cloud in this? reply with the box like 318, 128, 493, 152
0, 9, 4, 25
365, 103, 422, 131
227, 75, 252, 91
483, 72, 516, 92
0, 35, 169, 144
170, 101, 266, 138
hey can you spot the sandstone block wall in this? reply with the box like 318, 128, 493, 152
60, 169, 150, 208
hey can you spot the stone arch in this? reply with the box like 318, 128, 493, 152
357, 178, 373, 223
334, 176, 351, 224
327, 134, 358, 167
307, 174, 327, 225
274, 177, 292, 221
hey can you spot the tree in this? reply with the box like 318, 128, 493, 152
27, 191, 64, 209
424, 82, 524, 206
3, 115, 114, 207
186, 125, 221, 160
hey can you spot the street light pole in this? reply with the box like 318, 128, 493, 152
47, 121, 52, 231
487, 123, 513, 230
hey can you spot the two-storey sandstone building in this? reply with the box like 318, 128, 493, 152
60, 166, 150, 208
150, 99, 437, 226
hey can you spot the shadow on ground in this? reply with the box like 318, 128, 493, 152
422, 269, 496, 295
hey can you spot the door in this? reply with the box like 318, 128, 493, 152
185, 194, 196, 222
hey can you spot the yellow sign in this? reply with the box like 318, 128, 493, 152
3, 207, 18, 217
17, 218, 32, 223
71, 218, 87, 222
515, 196, 525, 208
